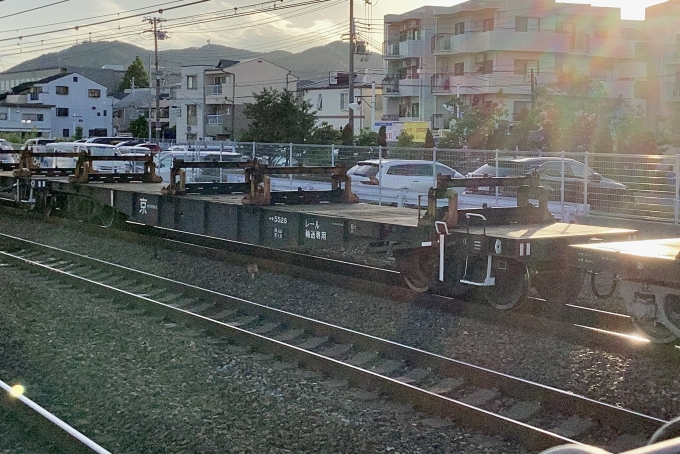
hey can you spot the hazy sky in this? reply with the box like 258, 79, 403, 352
0, 0, 666, 71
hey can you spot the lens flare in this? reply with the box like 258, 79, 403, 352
9, 384, 25, 397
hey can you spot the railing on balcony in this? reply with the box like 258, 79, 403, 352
382, 76, 400, 94
431, 73, 452, 94
205, 114, 224, 125
432, 33, 453, 53
205, 84, 223, 96
383, 41, 401, 58
664, 83, 680, 101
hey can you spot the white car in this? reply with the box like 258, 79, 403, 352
347, 159, 465, 193
0, 139, 17, 164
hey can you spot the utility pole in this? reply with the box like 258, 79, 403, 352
348, 0, 354, 136
146, 16, 165, 140
530, 68, 536, 109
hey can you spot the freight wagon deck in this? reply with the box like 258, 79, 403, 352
572, 238, 680, 343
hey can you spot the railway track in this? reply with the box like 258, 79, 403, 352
0, 232, 668, 452
116, 219, 680, 353
1, 207, 666, 352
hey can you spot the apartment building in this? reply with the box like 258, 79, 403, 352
383, 7, 438, 127
300, 70, 384, 132
174, 59, 298, 142
385, 0, 648, 132
113, 89, 172, 137
644, 0, 680, 134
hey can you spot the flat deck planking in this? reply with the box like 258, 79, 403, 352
464, 222, 638, 240
573, 238, 680, 261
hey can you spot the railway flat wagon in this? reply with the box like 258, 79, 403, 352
573, 238, 680, 343
0, 155, 655, 336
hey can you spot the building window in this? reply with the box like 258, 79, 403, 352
103, 110, 107, 116
516, 17, 540, 32
63, 128, 70, 137
187, 104, 197, 125
187, 75, 197, 89
514, 59, 539, 75
214, 76, 226, 84
454, 22, 465, 35
73, 76, 78, 82
483, 18, 494, 32
454, 62, 465, 76
555, 22, 574, 34
340, 92, 349, 110
316, 93, 323, 111
21, 113, 43, 121
0, 113, 7, 120
187, 133, 197, 140
56, 108, 69, 117
593, 25, 607, 39
478, 60, 493, 75
88, 89, 101, 98
56, 86, 69, 95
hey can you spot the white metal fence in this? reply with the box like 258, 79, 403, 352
152, 140, 680, 224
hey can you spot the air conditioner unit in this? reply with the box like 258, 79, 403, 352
475, 53, 487, 63
187, 126, 192, 132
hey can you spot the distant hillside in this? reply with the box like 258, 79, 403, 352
6, 40, 380, 83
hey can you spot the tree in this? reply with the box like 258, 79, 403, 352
119, 56, 149, 91
129, 116, 148, 138
74, 126, 83, 141
396, 130, 414, 147
439, 100, 508, 149
424, 128, 435, 148
536, 71, 610, 152
355, 128, 378, 146
377, 126, 387, 147
341, 123, 354, 146
241, 88, 316, 143
309, 122, 342, 145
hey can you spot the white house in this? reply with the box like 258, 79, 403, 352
27, 72, 113, 138
300, 69, 384, 133
173, 59, 298, 142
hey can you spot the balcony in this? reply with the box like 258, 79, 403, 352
664, 83, 680, 102
664, 44, 680, 63
205, 84, 223, 96
432, 30, 572, 55
383, 76, 400, 96
383, 41, 402, 59
433, 72, 555, 96
589, 36, 635, 59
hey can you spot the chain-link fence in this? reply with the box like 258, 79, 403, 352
152, 139, 680, 224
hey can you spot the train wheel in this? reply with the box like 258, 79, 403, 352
396, 248, 436, 293
533, 268, 586, 305
92, 204, 116, 228
632, 318, 677, 344
478, 261, 529, 310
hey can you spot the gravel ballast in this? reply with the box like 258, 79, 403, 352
0, 213, 678, 453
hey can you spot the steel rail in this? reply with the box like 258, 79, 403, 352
0, 233, 667, 452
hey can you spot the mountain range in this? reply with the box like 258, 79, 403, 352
6, 40, 381, 85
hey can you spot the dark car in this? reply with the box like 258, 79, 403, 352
467, 157, 627, 206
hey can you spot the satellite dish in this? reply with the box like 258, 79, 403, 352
187, 126, 192, 132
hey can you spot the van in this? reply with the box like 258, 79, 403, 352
22, 138, 56, 152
